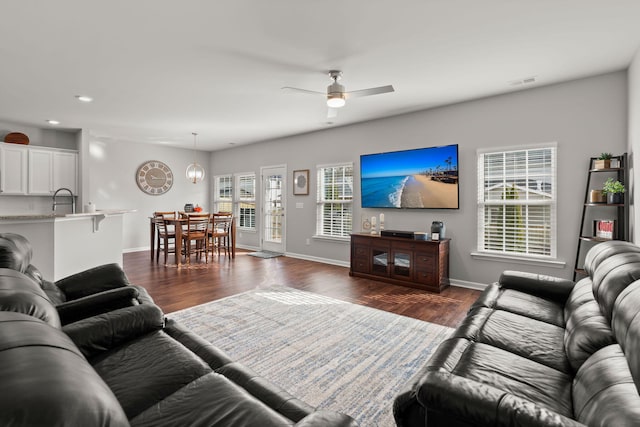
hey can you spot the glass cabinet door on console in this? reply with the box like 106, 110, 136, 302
371, 247, 389, 276
390, 250, 412, 280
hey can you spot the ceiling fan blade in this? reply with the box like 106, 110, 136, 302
327, 107, 338, 118
281, 87, 325, 96
345, 85, 395, 99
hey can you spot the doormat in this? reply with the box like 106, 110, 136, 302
247, 251, 283, 259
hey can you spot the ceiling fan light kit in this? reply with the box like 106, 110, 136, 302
283, 70, 394, 117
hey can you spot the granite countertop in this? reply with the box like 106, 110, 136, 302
0, 209, 136, 221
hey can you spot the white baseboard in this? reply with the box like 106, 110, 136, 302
285, 252, 350, 268
124, 246, 148, 253
450, 278, 488, 291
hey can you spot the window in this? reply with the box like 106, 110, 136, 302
236, 173, 256, 230
477, 144, 557, 258
316, 163, 353, 238
214, 175, 233, 213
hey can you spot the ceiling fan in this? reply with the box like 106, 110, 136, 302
282, 70, 394, 118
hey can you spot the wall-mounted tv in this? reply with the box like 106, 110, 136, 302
360, 144, 459, 209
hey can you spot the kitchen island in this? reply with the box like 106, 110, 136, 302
0, 210, 134, 280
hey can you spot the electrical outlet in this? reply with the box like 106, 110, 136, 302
305, 238, 310, 245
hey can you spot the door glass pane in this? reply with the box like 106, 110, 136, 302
264, 173, 283, 243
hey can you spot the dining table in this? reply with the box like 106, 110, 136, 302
149, 214, 236, 266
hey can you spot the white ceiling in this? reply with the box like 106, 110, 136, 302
1, 1, 640, 151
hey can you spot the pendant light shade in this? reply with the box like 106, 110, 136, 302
186, 132, 205, 184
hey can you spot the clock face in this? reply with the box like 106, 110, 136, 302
136, 160, 173, 195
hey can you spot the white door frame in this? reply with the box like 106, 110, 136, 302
260, 165, 286, 253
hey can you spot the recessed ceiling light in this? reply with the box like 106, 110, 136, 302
75, 95, 93, 102
46, 120, 60, 125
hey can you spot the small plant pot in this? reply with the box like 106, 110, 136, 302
607, 193, 623, 204
594, 159, 611, 169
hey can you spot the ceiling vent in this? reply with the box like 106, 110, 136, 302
509, 76, 537, 86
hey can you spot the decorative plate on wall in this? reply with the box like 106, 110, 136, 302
136, 160, 173, 195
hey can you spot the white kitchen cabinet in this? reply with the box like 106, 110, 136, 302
0, 143, 78, 196
0, 144, 28, 195
28, 148, 78, 195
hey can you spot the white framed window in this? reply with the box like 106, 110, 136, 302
316, 163, 353, 239
213, 175, 233, 213
235, 173, 256, 230
477, 143, 557, 259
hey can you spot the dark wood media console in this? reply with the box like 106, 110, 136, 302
349, 232, 450, 293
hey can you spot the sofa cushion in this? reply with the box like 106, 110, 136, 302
0, 268, 60, 327
472, 283, 565, 327
91, 330, 213, 419
130, 372, 297, 427
450, 340, 573, 417
0, 312, 129, 426
455, 307, 570, 373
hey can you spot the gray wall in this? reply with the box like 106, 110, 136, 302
212, 72, 628, 287
629, 48, 640, 243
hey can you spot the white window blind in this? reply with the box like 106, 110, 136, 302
236, 173, 256, 230
316, 163, 353, 238
214, 175, 233, 213
477, 144, 557, 258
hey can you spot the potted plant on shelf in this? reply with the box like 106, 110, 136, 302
594, 153, 613, 169
603, 177, 625, 204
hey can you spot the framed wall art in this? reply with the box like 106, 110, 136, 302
293, 169, 309, 195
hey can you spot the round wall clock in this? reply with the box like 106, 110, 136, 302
136, 160, 173, 195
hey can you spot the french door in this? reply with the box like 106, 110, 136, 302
261, 166, 286, 253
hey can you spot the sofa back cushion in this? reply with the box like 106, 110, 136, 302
611, 280, 640, 392
0, 268, 60, 328
563, 279, 614, 372
0, 233, 32, 273
572, 344, 640, 426
583, 240, 640, 276
0, 311, 129, 426
591, 252, 640, 322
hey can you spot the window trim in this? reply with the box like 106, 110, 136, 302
315, 162, 354, 239
476, 142, 558, 261
213, 174, 233, 213
234, 172, 256, 231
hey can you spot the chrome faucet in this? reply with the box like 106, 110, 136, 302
52, 188, 76, 214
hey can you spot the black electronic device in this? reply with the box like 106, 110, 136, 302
380, 229, 415, 239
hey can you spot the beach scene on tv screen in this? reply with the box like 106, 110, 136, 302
361, 145, 459, 209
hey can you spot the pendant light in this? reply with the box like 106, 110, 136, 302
185, 132, 205, 184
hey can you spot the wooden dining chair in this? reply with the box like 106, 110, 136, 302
209, 213, 233, 257
182, 213, 210, 264
153, 211, 176, 263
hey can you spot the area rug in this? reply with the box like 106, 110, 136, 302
169, 286, 452, 426
247, 251, 283, 259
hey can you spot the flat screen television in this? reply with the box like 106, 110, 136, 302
360, 144, 459, 209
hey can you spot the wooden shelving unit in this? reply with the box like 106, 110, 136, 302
573, 154, 628, 280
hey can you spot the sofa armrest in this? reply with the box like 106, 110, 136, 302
54, 263, 129, 300
57, 286, 141, 325
499, 270, 575, 303
294, 410, 359, 427
62, 303, 164, 359
418, 372, 585, 427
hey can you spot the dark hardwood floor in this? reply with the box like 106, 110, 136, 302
123, 249, 481, 328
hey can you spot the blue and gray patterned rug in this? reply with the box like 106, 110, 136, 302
169, 286, 452, 426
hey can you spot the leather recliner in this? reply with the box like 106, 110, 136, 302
394, 240, 640, 426
0, 232, 152, 324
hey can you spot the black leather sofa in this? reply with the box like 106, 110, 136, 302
0, 233, 358, 426
394, 240, 640, 427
